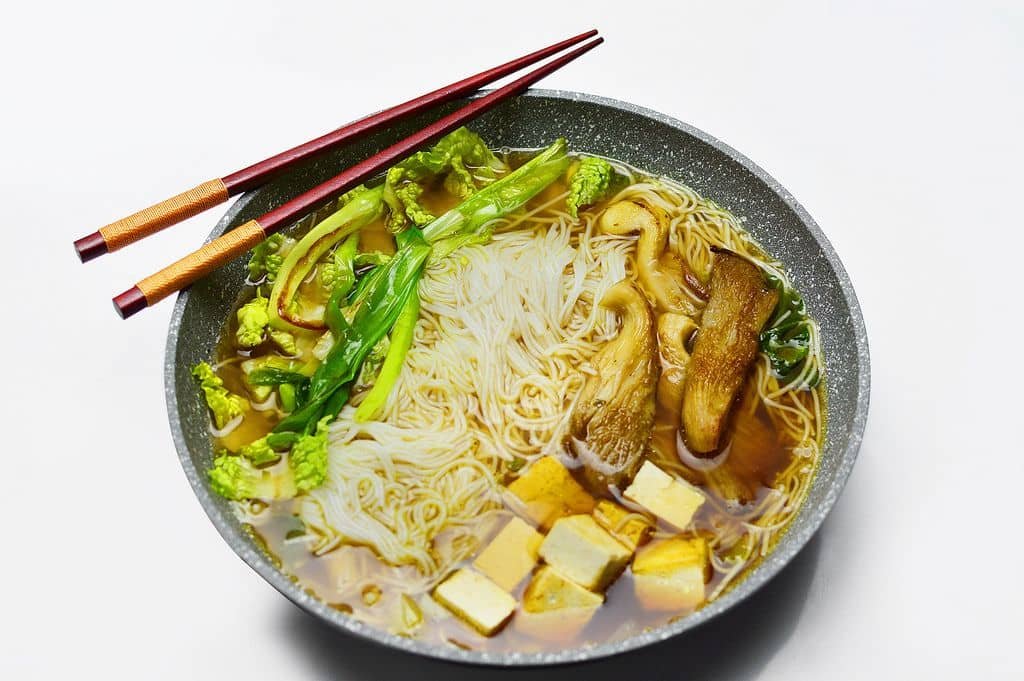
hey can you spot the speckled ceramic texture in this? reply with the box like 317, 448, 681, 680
165, 90, 870, 666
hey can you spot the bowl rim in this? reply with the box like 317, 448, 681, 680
165, 88, 870, 666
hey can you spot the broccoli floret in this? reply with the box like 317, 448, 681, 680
394, 179, 436, 227
567, 156, 616, 218
235, 295, 271, 348
247, 233, 291, 282
289, 417, 332, 492
383, 127, 508, 231
191, 362, 247, 429
269, 329, 297, 356
208, 418, 330, 500
208, 454, 297, 501
239, 437, 281, 466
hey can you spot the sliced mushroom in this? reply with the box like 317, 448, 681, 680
682, 252, 778, 455
567, 280, 658, 493
599, 200, 701, 316
655, 313, 699, 418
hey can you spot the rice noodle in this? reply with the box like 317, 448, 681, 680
297, 206, 630, 580
264, 164, 823, 611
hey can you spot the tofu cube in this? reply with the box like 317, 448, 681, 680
538, 515, 631, 592
433, 569, 517, 636
632, 537, 711, 611
473, 517, 544, 591
506, 456, 595, 530
592, 499, 652, 550
623, 461, 705, 530
516, 566, 603, 640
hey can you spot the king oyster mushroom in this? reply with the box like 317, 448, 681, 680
681, 252, 778, 454
567, 279, 658, 493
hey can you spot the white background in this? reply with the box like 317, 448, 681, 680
2, 1, 1021, 679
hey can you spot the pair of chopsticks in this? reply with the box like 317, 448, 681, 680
75, 30, 602, 319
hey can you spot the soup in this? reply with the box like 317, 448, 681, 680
191, 128, 824, 652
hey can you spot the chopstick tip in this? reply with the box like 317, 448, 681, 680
112, 287, 146, 319
74, 232, 108, 263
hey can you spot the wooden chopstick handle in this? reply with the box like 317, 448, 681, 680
113, 219, 267, 318
75, 178, 229, 262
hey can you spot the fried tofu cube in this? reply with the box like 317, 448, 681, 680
516, 565, 603, 640
538, 515, 631, 592
433, 569, 517, 636
632, 537, 711, 611
472, 517, 544, 591
506, 456, 595, 530
592, 499, 652, 550
623, 461, 705, 530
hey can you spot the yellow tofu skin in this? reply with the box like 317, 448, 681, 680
538, 515, 631, 592
433, 569, 517, 636
472, 517, 544, 591
623, 461, 705, 530
506, 456, 595, 530
632, 537, 710, 611
516, 566, 604, 641
592, 499, 652, 550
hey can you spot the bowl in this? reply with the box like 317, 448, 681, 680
165, 89, 870, 666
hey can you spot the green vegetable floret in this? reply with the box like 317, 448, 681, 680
247, 233, 291, 283
567, 156, 615, 218
235, 295, 271, 348
208, 454, 296, 500
234, 295, 297, 353
384, 127, 508, 231
239, 438, 281, 466
191, 362, 247, 429
208, 418, 331, 501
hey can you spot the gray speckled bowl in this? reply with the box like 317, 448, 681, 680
165, 90, 869, 666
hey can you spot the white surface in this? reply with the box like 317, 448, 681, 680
2, 1, 1021, 679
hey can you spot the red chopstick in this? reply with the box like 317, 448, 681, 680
74, 29, 598, 263
112, 36, 603, 319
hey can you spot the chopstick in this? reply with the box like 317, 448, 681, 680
112, 36, 603, 319
73, 29, 599, 263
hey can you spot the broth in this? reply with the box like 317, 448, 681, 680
207, 150, 824, 653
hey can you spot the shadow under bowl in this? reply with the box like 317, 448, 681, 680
165, 89, 870, 666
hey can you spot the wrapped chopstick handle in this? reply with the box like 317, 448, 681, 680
75, 178, 230, 262
113, 219, 267, 318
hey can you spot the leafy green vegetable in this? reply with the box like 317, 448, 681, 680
760, 276, 815, 382
247, 367, 309, 386
319, 233, 360, 294
422, 138, 571, 242
356, 336, 391, 388
235, 294, 271, 348
274, 231, 431, 435
289, 417, 331, 492
268, 185, 385, 332
208, 418, 331, 500
268, 329, 297, 356
354, 252, 391, 268
567, 156, 615, 218
238, 438, 280, 466
384, 127, 508, 231
191, 362, 247, 429
278, 383, 297, 413
354, 291, 419, 422
208, 454, 296, 500
247, 233, 291, 283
